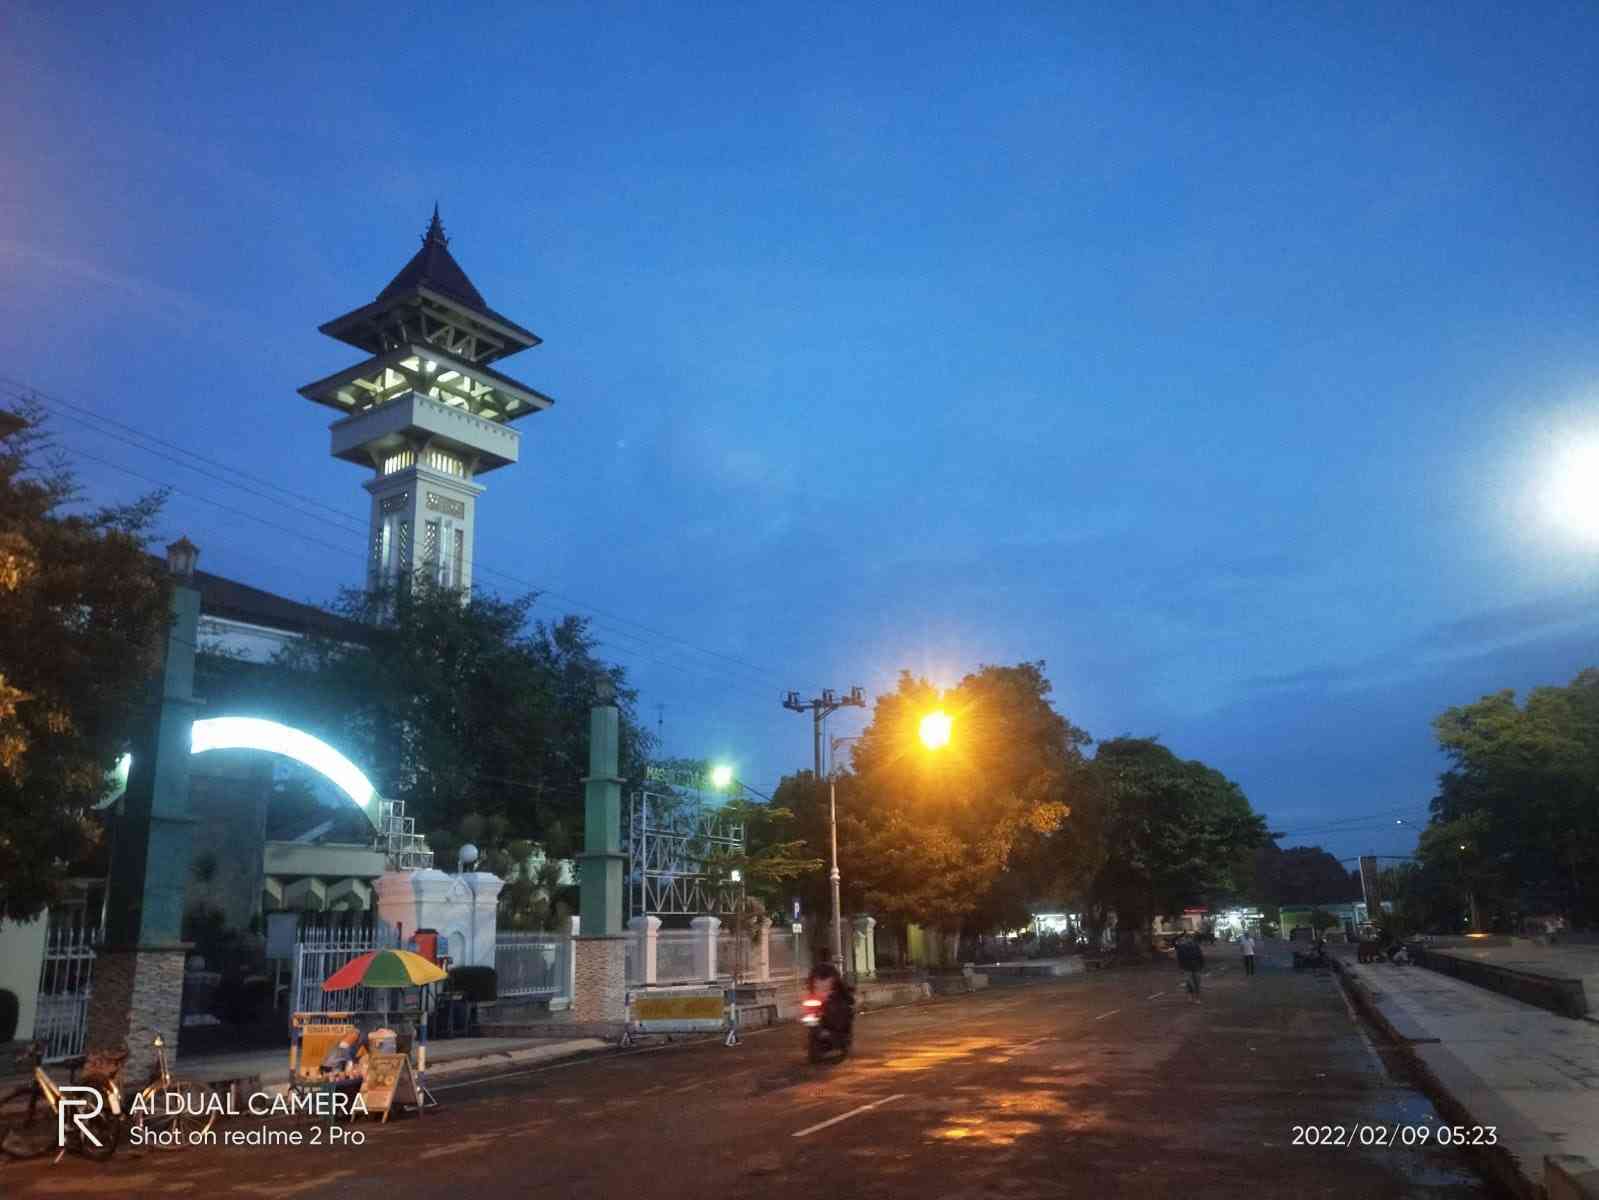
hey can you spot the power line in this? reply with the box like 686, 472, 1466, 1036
11, 391, 795, 703
41, 439, 784, 708
1272, 806, 1431, 837
5, 376, 816, 698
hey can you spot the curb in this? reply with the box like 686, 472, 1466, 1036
227, 1039, 611, 1101
1332, 957, 1557, 1200
1547, 1156, 1599, 1200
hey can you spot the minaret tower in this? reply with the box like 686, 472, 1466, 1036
300, 207, 552, 594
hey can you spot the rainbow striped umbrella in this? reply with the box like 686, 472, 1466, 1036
321, 948, 448, 991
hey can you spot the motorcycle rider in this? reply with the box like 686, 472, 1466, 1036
806, 948, 854, 1037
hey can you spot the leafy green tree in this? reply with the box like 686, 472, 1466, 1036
1252, 843, 1360, 907
835, 663, 1087, 948
1073, 738, 1271, 952
0, 406, 169, 920
1428, 669, 1599, 925
268, 584, 653, 851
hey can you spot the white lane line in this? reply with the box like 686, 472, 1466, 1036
1094, 1009, 1120, 1021
1013, 1036, 1053, 1051
792, 1093, 907, 1138
1147, 992, 1165, 1000
671, 1079, 708, 1095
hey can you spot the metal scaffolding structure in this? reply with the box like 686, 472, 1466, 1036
378, 797, 433, 870
627, 788, 745, 918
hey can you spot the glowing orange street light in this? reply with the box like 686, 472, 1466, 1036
919, 710, 953, 751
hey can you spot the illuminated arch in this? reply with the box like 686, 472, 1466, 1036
191, 716, 380, 827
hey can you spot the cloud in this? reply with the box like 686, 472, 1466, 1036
0, 241, 213, 329
1244, 589, 1599, 697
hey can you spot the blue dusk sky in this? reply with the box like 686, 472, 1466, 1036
3, 2, 1597, 862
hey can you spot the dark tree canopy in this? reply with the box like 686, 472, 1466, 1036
0, 406, 169, 921
263, 582, 654, 851
1252, 843, 1360, 907
1423, 668, 1599, 926
1070, 737, 1271, 945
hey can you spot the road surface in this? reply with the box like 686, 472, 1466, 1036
1, 942, 1500, 1198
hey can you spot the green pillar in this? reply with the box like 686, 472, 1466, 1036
88, 548, 201, 1074
576, 702, 625, 936
104, 580, 202, 946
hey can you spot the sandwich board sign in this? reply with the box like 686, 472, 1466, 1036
361, 1053, 419, 1122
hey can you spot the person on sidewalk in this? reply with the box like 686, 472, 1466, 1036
1241, 932, 1257, 976
1175, 933, 1205, 1002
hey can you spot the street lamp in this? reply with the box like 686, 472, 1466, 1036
826, 734, 860, 971
710, 764, 734, 790
826, 715, 952, 974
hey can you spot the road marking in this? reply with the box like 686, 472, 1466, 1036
1147, 992, 1165, 1000
1013, 1036, 1053, 1050
1094, 1009, 1120, 1021
792, 1094, 907, 1138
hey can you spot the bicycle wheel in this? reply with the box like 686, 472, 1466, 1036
0, 1085, 52, 1159
77, 1110, 121, 1162
135, 1081, 217, 1149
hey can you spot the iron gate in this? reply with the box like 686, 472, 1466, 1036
34, 914, 96, 1063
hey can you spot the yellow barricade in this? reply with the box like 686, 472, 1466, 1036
623, 987, 737, 1047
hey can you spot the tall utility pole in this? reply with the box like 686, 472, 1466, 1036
784, 687, 866, 969
783, 687, 866, 780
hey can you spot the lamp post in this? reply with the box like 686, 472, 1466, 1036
827, 735, 861, 972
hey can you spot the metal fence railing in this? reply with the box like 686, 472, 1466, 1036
495, 933, 571, 1001
289, 920, 402, 1019
656, 931, 702, 982
769, 928, 805, 982
35, 915, 96, 1063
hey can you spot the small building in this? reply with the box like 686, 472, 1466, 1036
1279, 901, 1368, 941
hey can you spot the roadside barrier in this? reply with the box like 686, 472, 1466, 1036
620, 986, 739, 1048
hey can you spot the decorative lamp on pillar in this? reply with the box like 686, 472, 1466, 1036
457, 843, 479, 875
165, 536, 199, 581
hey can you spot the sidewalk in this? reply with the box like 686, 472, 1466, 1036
0, 1035, 608, 1097
1336, 949, 1599, 1199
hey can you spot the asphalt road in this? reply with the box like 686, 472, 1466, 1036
2, 943, 1500, 1199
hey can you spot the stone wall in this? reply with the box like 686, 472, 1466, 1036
1412, 946, 1589, 1019
571, 936, 628, 1022
85, 947, 186, 1083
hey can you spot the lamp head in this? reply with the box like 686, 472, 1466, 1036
165, 536, 199, 581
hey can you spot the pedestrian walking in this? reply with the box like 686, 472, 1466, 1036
1241, 932, 1257, 977
1175, 932, 1205, 1002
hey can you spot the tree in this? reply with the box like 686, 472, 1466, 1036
268, 583, 654, 852
1427, 669, 1599, 925
834, 663, 1087, 947
0, 405, 169, 920
1071, 738, 1271, 952
1252, 843, 1360, 908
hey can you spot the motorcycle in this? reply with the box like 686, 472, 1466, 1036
801, 989, 854, 1063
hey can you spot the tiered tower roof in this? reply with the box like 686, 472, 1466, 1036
299, 207, 553, 452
